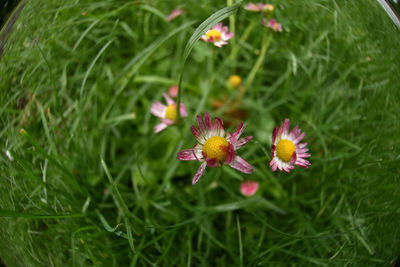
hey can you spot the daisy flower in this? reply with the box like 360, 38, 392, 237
240, 180, 259, 197
178, 112, 253, 184
150, 93, 187, 133
200, 23, 234, 48
269, 118, 311, 172
167, 9, 183, 21
244, 3, 274, 13
262, 18, 283, 32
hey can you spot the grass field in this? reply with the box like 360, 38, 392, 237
0, 0, 399, 266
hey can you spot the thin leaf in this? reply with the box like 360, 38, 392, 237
0, 209, 84, 219
96, 209, 122, 233
80, 39, 114, 98
101, 159, 131, 217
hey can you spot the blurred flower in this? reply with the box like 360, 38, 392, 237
228, 75, 242, 88
168, 85, 178, 98
167, 9, 183, 21
244, 3, 274, 13
212, 98, 249, 128
178, 112, 253, 184
269, 119, 311, 172
5, 150, 13, 161
240, 180, 259, 196
262, 18, 282, 32
201, 23, 234, 47
151, 93, 187, 133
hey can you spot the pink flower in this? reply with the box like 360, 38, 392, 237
200, 23, 234, 47
168, 85, 178, 98
262, 18, 282, 32
244, 3, 274, 13
240, 180, 259, 197
150, 93, 187, 133
269, 119, 311, 173
167, 9, 183, 21
178, 112, 253, 184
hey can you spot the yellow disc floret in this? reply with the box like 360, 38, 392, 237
202, 136, 229, 162
263, 4, 274, 12
228, 75, 242, 88
165, 104, 177, 122
276, 139, 296, 163
206, 29, 222, 41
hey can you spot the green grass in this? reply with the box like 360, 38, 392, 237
0, 0, 399, 266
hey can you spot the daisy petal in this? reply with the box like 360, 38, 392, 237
163, 93, 175, 105
154, 123, 168, 133
290, 152, 297, 165
180, 103, 188, 117
244, 3, 260, 11
225, 143, 236, 165
206, 157, 219, 168
193, 144, 205, 161
293, 132, 305, 144
162, 118, 174, 125
230, 122, 245, 144
151, 102, 166, 118
177, 149, 197, 161
213, 23, 222, 31
229, 156, 253, 174
168, 85, 178, 97
234, 136, 253, 150
213, 117, 225, 137
204, 112, 213, 131
192, 162, 207, 184
282, 118, 290, 135
191, 125, 206, 144
223, 32, 234, 39
272, 126, 278, 144
196, 114, 207, 134
271, 145, 276, 157
167, 9, 183, 21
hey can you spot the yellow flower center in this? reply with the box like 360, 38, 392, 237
206, 29, 222, 41
165, 104, 177, 122
228, 75, 242, 88
276, 139, 296, 163
202, 136, 229, 162
263, 4, 274, 12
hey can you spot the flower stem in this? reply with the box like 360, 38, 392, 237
244, 31, 272, 88
229, 20, 257, 66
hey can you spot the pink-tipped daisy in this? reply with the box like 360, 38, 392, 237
262, 18, 282, 32
200, 23, 234, 48
167, 9, 183, 21
240, 180, 259, 197
178, 112, 253, 184
269, 119, 311, 173
244, 3, 274, 13
150, 93, 187, 133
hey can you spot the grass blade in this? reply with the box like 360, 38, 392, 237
101, 159, 131, 217
80, 39, 114, 98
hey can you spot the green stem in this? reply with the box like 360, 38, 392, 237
227, 0, 236, 70
229, 20, 257, 64
244, 31, 272, 88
